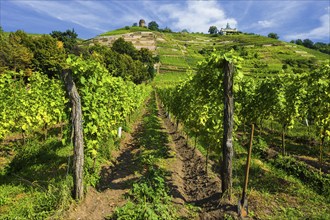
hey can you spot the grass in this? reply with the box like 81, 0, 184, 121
232, 142, 330, 219
152, 71, 190, 88
256, 119, 330, 164
157, 48, 183, 56
0, 136, 73, 219
160, 56, 190, 68
156, 33, 205, 74
100, 26, 151, 36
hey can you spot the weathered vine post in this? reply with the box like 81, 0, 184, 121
281, 124, 286, 156
62, 70, 84, 200
222, 60, 234, 201
320, 129, 326, 164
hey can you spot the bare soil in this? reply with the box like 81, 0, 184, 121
156, 97, 237, 220
63, 118, 143, 220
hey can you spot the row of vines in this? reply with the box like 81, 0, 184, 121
157, 49, 330, 197
0, 27, 155, 218
0, 55, 151, 191
0, 71, 67, 140
66, 55, 151, 187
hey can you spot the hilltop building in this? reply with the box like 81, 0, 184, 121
139, 19, 146, 27
220, 23, 238, 35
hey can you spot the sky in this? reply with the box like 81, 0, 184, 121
0, 0, 329, 43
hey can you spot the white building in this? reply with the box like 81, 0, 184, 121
220, 23, 238, 35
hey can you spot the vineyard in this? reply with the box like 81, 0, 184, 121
0, 28, 329, 219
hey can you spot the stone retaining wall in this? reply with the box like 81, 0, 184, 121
91, 32, 157, 51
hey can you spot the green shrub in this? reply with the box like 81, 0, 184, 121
271, 156, 330, 198
253, 136, 268, 156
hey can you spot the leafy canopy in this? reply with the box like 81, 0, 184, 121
148, 21, 159, 31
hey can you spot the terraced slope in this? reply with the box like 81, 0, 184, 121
91, 31, 157, 51
155, 32, 329, 78
92, 28, 328, 79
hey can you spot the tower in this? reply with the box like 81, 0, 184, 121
139, 19, 146, 27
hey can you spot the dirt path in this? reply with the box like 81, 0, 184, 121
156, 97, 236, 219
64, 93, 236, 219
64, 114, 145, 220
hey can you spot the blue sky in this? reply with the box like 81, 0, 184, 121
1, 0, 329, 42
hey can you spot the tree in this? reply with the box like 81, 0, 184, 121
302, 39, 314, 49
267, 32, 279, 39
137, 48, 156, 79
314, 42, 327, 48
208, 26, 218, 34
291, 39, 329, 54
27, 35, 66, 77
88, 42, 154, 84
137, 48, 153, 63
50, 29, 78, 53
132, 23, 138, 27
162, 27, 172, 33
0, 30, 33, 73
111, 37, 138, 59
314, 42, 330, 54
148, 21, 159, 31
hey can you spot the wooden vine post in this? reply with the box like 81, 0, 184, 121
221, 60, 234, 201
62, 70, 84, 200
281, 124, 286, 156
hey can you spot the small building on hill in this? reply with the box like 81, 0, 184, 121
220, 23, 238, 35
139, 19, 146, 27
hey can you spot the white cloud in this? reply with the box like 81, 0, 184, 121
12, 0, 110, 32
284, 13, 330, 41
155, 1, 237, 33
242, 1, 304, 31
11, 0, 152, 33
257, 20, 274, 28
